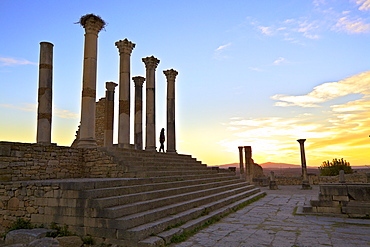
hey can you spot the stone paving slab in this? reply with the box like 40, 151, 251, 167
173, 185, 370, 247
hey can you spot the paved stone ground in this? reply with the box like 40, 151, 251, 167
173, 185, 370, 247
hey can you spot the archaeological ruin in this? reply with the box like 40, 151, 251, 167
0, 14, 266, 246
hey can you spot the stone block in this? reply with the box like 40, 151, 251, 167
320, 184, 348, 196
0, 145, 11, 156
347, 184, 370, 201
56, 236, 83, 247
28, 237, 59, 247
332, 195, 349, 201
316, 206, 342, 214
5, 228, 54, 245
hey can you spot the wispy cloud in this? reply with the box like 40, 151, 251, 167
0, 57, 37, 66
0, 104, 78, 119
357, 0, 370, 11
215, 43, 231, 51
272, 71, 370, 107
214, 43, 232, 60
273, 57, 286, 65
335, 16, 370, 33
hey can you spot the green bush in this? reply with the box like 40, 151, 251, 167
319, 158, 353, 176
46, 222, 74, 237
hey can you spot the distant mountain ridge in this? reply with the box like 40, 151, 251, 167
216, 162, 369, 169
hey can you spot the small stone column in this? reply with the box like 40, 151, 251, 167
244, 146, 253, 183
164, 69, 178, 153
238, 146, 245, 180
36, 42, 53, 144
78, 14, 105, 147
297, 139, 311, 189
115, 39, 136, 148
104, 82, 117, 147
339, 170, 346, 183
142, 56, 160, 151
269, 171, 278, 190
133, 76, 145, 150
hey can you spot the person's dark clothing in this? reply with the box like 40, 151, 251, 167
159, 128, 165, 152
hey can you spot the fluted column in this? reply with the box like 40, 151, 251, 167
142, 56, 160, 151
36, 42, 53, 144
133, 76, 145, 150
297, 139, 311, 189
104, 82, 117, 147
244, 146, 253, 183
78, 14, 105, 147
163, 69, 178, 153
115, 39, 135, 148
238, 146, 245, 180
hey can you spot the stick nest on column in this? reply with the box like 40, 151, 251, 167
77, 14, 106, 28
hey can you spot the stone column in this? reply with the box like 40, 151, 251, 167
104, 82, 117, 147
269, 171, 278, 190
339, 170, 346, 183
142, 56, 160, 151
36, 42, 53, 144
244, 146, 253, 183
77, 14, 105, 147
164, 69, 178, 153
133, 76, 145, 150
238, 146, 245, 180
297, 139, 311, 189
115, 39, 136, 148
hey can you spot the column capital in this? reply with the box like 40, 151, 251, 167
238, 146, 244, 151
115, 38, 136, 55
133, 76, 145, 87
142, 56, 160, 70
163, 69, 178, 81
297, 139, 306, 144
105, 81, 118, 92
79, 14, 105, 34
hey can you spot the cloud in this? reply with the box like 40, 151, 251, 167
0, 103, 78, 119
0, 57, 37, 66
357, 0, 370, 11
273, 57, 286, 65
272, 71, 370, 107
335, 16, 370, 33
215, 43, 231, 51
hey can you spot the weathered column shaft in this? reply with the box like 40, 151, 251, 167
238, 146, 245, 180
116, 39, 135, 148
142, 56, 160, 151
133, 76, 145, 150
164, 69, 178, 153
104, 82, 118, 147
78, 15, 105, 147
37, 42, 54, 144
297, 139, 311, 189
244, 146, 253, 182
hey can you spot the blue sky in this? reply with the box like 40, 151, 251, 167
1, 0, 370, 166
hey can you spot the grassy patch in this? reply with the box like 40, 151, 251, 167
46, 222, 74, 237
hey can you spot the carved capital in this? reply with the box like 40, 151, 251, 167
105, 81, 118, 92
163, 69, 178, 81
132, 76, 145, 87
142, 56, 160, 70
297, 139, 306, 145
81, 15, 105, 34
115, 39, 136, 55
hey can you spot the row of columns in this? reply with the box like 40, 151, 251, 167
36, 14, 179, 153
238, 146, 254, 182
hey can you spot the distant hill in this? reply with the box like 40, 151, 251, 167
216, 162, 302, 169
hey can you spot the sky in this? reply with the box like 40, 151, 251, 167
1, 0, 369, 167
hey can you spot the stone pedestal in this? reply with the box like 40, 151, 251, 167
78, 14, 105, 147
339, 170, 346, 183
297, 139, 312, 190
104, 82, 117, 147
238, 146, 245, 180
142, 56, 160, 152
269, 171, 278, 190
133, 76, 145, 150
163, 69, 178, 153
115, 39, 135, 148
36, 42, 53, 144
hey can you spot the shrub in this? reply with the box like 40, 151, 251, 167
319, 158, 353, 176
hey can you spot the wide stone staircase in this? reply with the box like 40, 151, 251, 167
30, 148, 265, 246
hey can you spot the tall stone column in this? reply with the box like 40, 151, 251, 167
163, 69, 178, 153
115, 39, 136, 148
77, 14, 105, 147
142, 56, 160, 151
36, 42, 54, 144
104, 82, 118, 147
244, 146, 253, 183
133, 76, 145, 150
297, 139, 311, 189
238, 146, 245, 180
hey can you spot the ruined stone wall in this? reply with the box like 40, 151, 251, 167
275, 173, 368, 185
0, 142, 121, 182
95, 97, 106, 147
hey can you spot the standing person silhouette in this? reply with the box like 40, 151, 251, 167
159, 128, 165, 153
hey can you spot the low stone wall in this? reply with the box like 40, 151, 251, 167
275, 173, 369, 185
0, 142, 120, 182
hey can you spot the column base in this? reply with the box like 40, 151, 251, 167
77, 138, 97, 148
269, 181, 279, 190
301, 180, 312, 190
145, 146, 157, 152
166, 150, 177, 154
118, 143, 135, 149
